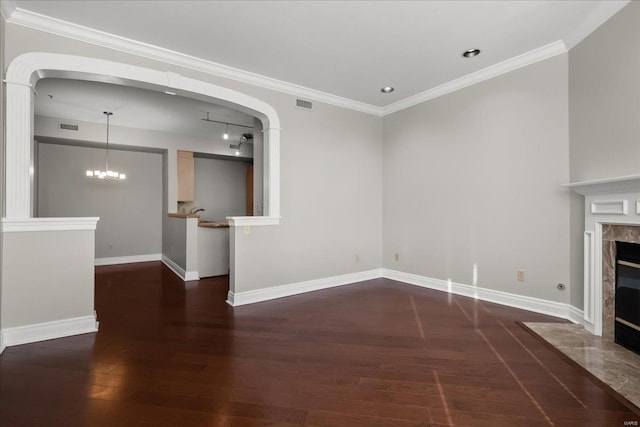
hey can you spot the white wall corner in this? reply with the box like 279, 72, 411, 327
0, 331, 6, 354
161, 254, 199, 282
568, 306, 585, 325
381, 268, 575, 321
0, 0, 16, 20
563, 0, 631, 50
226, 291, 236, 306
227, 269, 382, 306
1, 314, 98, 348
184, 271, 200, 281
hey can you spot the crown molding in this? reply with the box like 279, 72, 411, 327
563, 0, 630, 50
0, 0, 16, 20
382, 40, 568, 116
7, 7, 384, 116
5, 2, 625, 118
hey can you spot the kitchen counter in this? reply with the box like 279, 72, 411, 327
168, 213, 201, 218
198, 221, 229, 228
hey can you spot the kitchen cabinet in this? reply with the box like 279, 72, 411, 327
177, 150, 194, 201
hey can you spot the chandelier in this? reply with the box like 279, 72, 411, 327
86, 111, 126, 180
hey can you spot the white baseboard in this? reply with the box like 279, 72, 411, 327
161, 254, 200, 282
227, 267, 580, 322
382, 268, 576, 321
568, 305, 585, 325
1, 314, 98, 348
227, 269, 382, 306
95, 253, 161, 266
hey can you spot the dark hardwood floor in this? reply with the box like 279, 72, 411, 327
1, 261, 637, 426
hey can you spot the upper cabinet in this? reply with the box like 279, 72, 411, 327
177, 150, 195, 202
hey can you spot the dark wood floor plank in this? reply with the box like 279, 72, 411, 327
1, 262, 637, 426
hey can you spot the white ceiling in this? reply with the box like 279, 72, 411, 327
9, 0, 628, 109
34, 78, 256, 141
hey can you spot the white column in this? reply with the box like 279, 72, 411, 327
5, 82, 34, 218
264, 127, 280, 218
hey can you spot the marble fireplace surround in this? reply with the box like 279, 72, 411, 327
602, 224, 640, 341
567, 175, 640, 338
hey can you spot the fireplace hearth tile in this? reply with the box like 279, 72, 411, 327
523, 322, 640, 410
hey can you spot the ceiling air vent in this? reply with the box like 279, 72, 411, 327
296, 99, 312, 110
59, 122, 79, 131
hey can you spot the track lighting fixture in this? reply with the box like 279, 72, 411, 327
201, 112, 254, 141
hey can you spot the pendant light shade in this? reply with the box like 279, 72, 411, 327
223, 122, 229, 140
86, 111, 126, 180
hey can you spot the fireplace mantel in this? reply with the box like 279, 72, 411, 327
567, 175, 640, 337
565, 174, 640, 196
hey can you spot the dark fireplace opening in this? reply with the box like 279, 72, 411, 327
615, 241, 640, 354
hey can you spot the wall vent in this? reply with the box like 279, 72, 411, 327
59, 123, 79, 131
296, 99, 313, 110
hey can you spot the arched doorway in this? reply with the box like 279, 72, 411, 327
4, 52, 281, 221
1, 53, 282, 348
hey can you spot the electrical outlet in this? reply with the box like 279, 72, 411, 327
517, 270, 525, 282
355, 254, 360, 262
243, 226, 251, 235
394, 253, 399, 261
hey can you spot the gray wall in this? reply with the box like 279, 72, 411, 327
37, 142, 163, 259
230, 102, 383, 292
34, 113, 253, 215
194, 157, 247, 221
2, 230, 95, 328
567, 1, 640, 309
163, 216, 188, 270
569, 1, 640, 183
383, 54, 571, 303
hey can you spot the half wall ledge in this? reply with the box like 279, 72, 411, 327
227, 216, 281, 226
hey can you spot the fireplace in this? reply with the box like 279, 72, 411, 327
566, 174, 640, 338
615, 241, 640, 354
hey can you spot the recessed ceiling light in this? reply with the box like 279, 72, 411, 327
462, 48, 481, 58
381, 86, 394, 93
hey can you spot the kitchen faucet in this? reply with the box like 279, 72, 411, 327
190, 208, 205, 214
